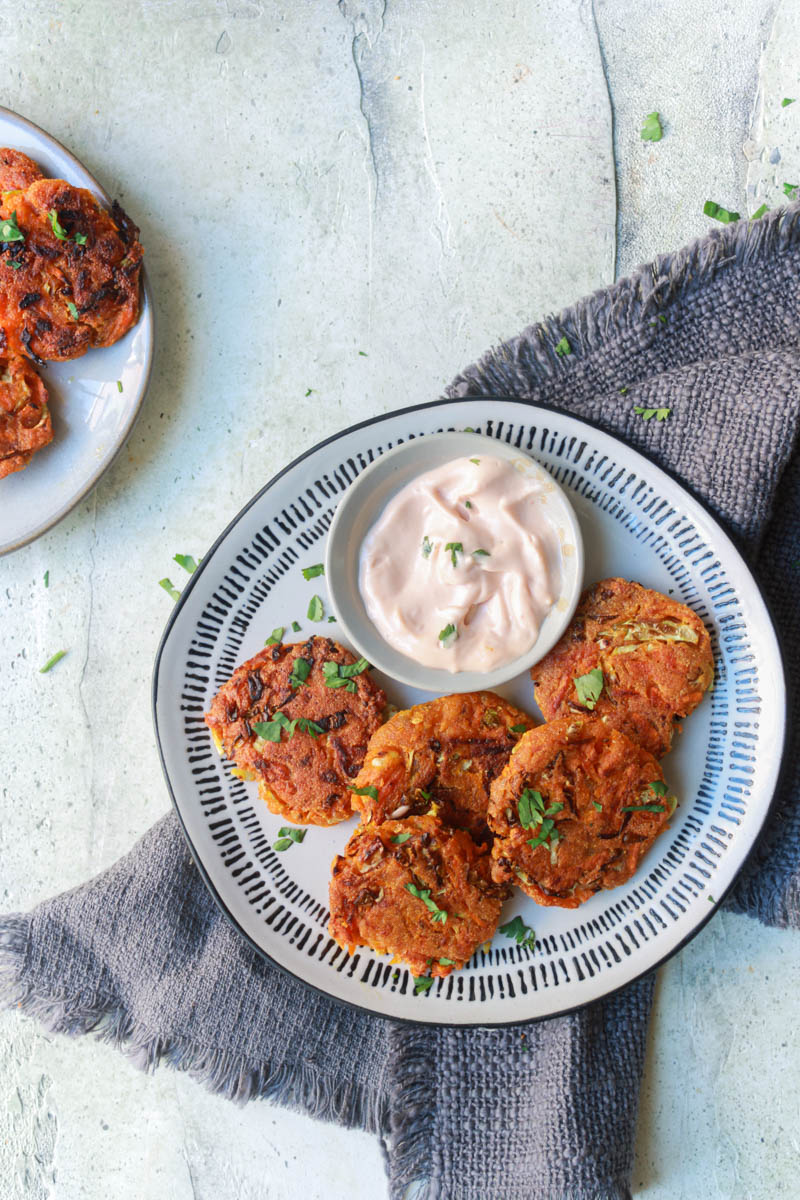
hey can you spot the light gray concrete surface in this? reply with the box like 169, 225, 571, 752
1, 2, 798, 1197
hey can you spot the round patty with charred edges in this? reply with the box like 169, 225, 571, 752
532, 577, 714, 758
0, 177, 142, 362
348, 692, 536, 843
329, 813, 507, 977
0, 148, 44, 192
488, 715, 674, 908
205, 636, 387, 826
0, 353, 52, 478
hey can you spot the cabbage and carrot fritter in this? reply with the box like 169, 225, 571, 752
0, 352, 52, 478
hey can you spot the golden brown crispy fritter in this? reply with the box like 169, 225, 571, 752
205, 636, 387, 826
348, 691, 536, 843
0, 148, 43, 191
488, 715, 673, 908
0, 353, 52, 478
532, 577, 714, 758
0, 177, 142, 362
329, 813, 507, 977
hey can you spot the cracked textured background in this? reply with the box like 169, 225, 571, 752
1, 1, 799, 1197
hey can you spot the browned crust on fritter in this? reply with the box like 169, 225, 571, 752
0, 177, 142, 362
328, 813, 507, 977
348, 691, 536, 843
205, 636, 387, 826
0, 353, 51, 478
531, 577, 714, 757
0, 148, 44, 192
488, 715, 673, 908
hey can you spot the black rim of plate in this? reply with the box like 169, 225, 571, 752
0, 105, 155, 556
152, 395, 790, 1029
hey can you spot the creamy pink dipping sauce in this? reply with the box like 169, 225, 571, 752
359, 455, 563, 673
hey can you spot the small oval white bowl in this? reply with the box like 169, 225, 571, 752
324, 431, 584, 693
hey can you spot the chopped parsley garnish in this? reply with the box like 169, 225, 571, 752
358, 350, 368, 356
305, 388, 315, 396
554, 335, 571, 357
328, 615, 336, 623
348, 784, 378, 801
751, 203, 769, 220
438, 957, 455, 966
302, 563, 324, 580
8, 258, 22, 269
574, 667, 604, 709
288, 657, 311, 689
708, 894, 715, 903
405, 883, 447, 924
621, 803, 666, 813
527, 820, 560, 852
265, 627, 284, 646
74, 231, 87, 246
472, 548, 490, 557
469, 457, 480, 465
39, 649, 67, 674
413, 976, 434, 994
272, 826, 307, 852
48, 209, 70, 239
592, 801, 603, 812
509, 723, 528, 734
0, 211, 24, 243
253, 712, 323, 742
445, 541, 463, 567
422, 535, 433, 558
784, 183, 799, 198
291, 620, 301, 632
703, 200, 740, 224
438, 623, 457, 647
640, 111, 663, 142
649, 780, 668, 796
67, 301, 79, 320
43, 570, 49, 588
159, 577, 181, 602
464, 499, 472, 509
518, 788, 563, 830
173, 553, 198, 574
116, 380, 123, 392
634, 406, 671, 421
782, 98, 796, 107
307, 594, 324, 621
322, 657, 368, 691
419, 788, 432, 801
391, 832, 412, 844
499, 915, 536, 951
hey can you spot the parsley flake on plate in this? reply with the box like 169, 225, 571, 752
649, 780, 668, 796
554, 335, 571, 357
413, 976, 434, 995
302, 563, 324, 580
265, 626, 285, 646
272, 826, 307, 852
322, 658, 367, 691
291, 620, 301, 632
640, 111, 663, 141
405, 883, 447, 923
0, 211, 24, 243
498, 914, 536, 951
39, 649, 67, 674
573, 667, 604, 709
307, 594, 324, 621
438, 957, 455, 966
703, 200, 740, 224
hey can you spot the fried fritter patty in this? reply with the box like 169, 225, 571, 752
0, 352, 52, 478
0, 148, 43, 191
205, 636, 387, 826
0, 177, 143, 362
329, 813, 507, 977
348, 691, 536, 843
532, 577, 714, 757
488, 715, 673, 908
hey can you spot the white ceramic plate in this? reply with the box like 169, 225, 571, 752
153, 399, 786, 1026
0, 107, 154, 556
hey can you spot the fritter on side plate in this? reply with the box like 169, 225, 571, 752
205, 636, 387, 826
532, 577, 714, 757
0, 352, 52, 478
329, 813, 507, 977
348, 691, 536, 843
488, 715, 675, 908
0, 175, 143, 362
0, 148, 43, 191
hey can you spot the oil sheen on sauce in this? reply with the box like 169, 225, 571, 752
359, 455, 563, 673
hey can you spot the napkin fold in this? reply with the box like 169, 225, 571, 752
4, 206, 800, 1200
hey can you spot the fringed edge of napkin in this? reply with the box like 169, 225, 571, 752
445, 202, 800, 397
0, 911, 386, 1132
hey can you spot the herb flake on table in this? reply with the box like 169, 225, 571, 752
634, 406, 671, 421
499, 914, 536, 951
43, 570, 49, 588
782, 98, 796, 107
39, 649, 67, 674
405, 883, 447, 923
159, 577, 181, 602
574, 667, 604, 709
640, 111, 663, 141
302, 563, 324, 580
288, 657, 311, 689
307, 594, 324, 621
117, 380, 123, 392
272, 826, 307, 852
783, 182, 798, 199
173, 553, 198, 574
445, 541, 463, 567
413, 976, 434, 995
1, 211, 24, 242
349, 784, 378, 801
703, 200, 740, 224
265, 626, 285, 646
438, 623, 457, 647
554, 335, 571, 357
751, 204, 769, 220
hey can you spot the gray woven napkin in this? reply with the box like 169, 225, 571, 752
3, 208, 800, 1200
